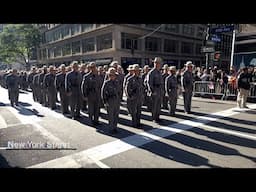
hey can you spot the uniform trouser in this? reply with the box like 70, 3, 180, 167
144, 94, 152, 111
183, 90, 193, 113
88, 94, 100, 123
69, 92, 82, 118
8, 89, 19, 105
39, 87, 47, 106
152, 93, 162, 120
168, 91, 177, 114
162, 93, 168, 109
47, 88, 56, 109
237, 88, 249, 108
35, 86, 40, 102
59, 90, 69, 113
31, 85, 36, 101
106, 99, 120, 131
130, 98, 142, 126
127, 98, 132, 114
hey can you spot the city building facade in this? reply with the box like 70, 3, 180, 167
36, 24, 207, 70
233, 27, 256, 70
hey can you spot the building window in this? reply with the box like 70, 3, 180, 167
196, 43, 202, 55
197, 26, 205, 37
183, 24, 195, 35
45, 32, 53, 43
145, 37, 161, 52
41, 33, 46, 44
121, 33, 140, 50
62, 26, 71, 38
52, 28, 62, 42
81, 24, 94, 32
42, 49, 47, 59
181, 42, 194, 54
71, 24, 81, 36
62, 43, 71, 56
82, 37, 95, 52
54, 46, 62, 57
164, 24, 179, 33
164, 39, 178, 53
48, 48, 55, 59
72, 41, 81, 55
96, 33, 113, 51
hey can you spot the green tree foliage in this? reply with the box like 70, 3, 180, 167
0, 24, 41, 69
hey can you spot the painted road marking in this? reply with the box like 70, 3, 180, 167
28, 104, 256, 168
198, 124, 256, 141
0, 87, 109, 168
0, 114, 7, 129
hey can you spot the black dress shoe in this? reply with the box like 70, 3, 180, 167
109, 129, 118, 134
93, 121, 101, 126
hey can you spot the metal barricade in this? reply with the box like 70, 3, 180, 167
224, 83, 238, 99
193, 81, 256, 101
248, 82, 256, 99
193, 81, 225, 97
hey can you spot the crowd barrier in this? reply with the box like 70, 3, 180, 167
193, 81, 256, 100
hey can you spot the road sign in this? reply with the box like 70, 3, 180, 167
211, 25, 235, 34
211, 34, 221, 42
206, 40, 215, 46
201, 46, 215, 53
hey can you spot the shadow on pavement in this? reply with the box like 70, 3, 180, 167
0, 102, 6, 107
13, 105, 45, 117
0, 154, 12, 168
138, 139, 218, 168
207, 121, 256, 134
189, 110, 256, 127
18, 102, 32, 107
189, 127, 256, 150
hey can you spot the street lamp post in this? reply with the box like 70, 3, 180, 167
230, 28, 236, 70
205, 24, 210, 71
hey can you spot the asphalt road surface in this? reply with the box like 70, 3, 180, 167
0, 86, 255, 168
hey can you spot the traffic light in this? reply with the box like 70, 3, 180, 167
213, 51, 221, 61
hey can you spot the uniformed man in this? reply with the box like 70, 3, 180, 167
181, 61, 194, 114
80, 63, 88, 111
81, 62, 101, 125
165, 66, 178, 116
98, 66, 105, 108
142, 65, 152, 111
27, 67, 37, 101
123, 65, 134, 115
38, 66, 48, 106
117, 65, 125, 101
162, 64, 169, 109
103, 65, 109, 75
125, 64, 144, 128
55, 64, 69, 114
146, 57, 164, 122
5, 69, 20, 106
32, 68, 42, 102
65, 61, 82, 119
108, 61, 122, 99
43, 65, 57, 110
101, 67, 120, 134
